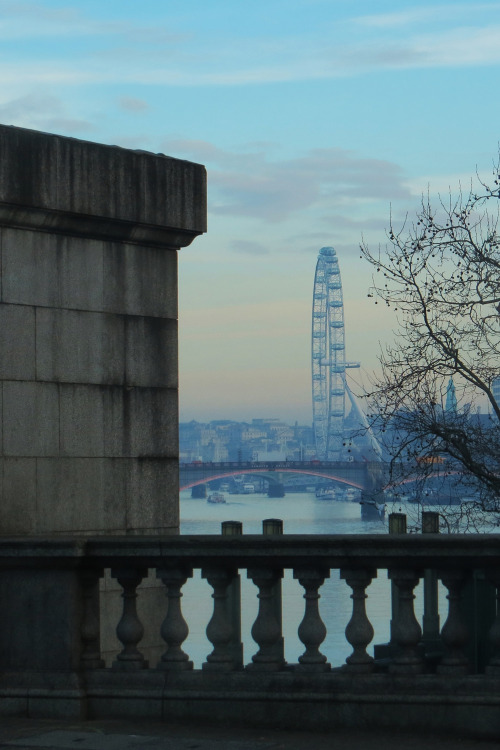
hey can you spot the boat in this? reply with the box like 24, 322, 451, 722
207, 492, 226, 504
315, 487, 337, 499
345, 488, 361, 502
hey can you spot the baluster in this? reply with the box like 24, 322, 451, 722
111, 567, 148, 670
80, 568, 104, 669
388, 568, 423, 674
437, 569, 469, 675
293, 566, 330, 672
202, 566, 238, 671
156, 565, 193, 671
247, 567, 285, 672
486, 568, 500, 676
340, 568, 376, 672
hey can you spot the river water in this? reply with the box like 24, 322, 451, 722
179, 490, 418, 668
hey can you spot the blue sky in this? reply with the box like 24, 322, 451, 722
2, 0, 500, 423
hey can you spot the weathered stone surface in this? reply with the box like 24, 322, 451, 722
0, 125, 205, 666
103, 387, 178, 458
103, 243, 177, 319
3, 382, 59, 456
35, 458, 128, 534
0, 567, 83, 670
1, 229, 104, 311
124, 317, 178, 388
0, 305, 35, 380
59, 385, 106, 457
125, 458, 179, 533
2, 228, 178, 319
0, 124, 206, 247
59, 385, 178, 458
36, 309, 125, 385
1, 458, 37, 534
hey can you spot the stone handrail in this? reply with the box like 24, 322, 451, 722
1, 534, 499, 673
1, 533, 500, 733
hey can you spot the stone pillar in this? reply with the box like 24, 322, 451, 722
0, 124, 205, 534
0, 124, 206, 662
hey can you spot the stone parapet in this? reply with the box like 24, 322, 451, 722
0, 533, 499, 737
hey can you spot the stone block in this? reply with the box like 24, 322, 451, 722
60, 384, 105, 457
103, 244, 177, 319
0, 568, 83, 670
36, 458, 127, 533
0, 304, 35, 380
125, 458, 179, 533
104, 387, 178, 458
125, 317, 177, 388
3, 381, 59, 456
36, 308, 124, 385
59, 385, 178, 458
0, 458, 37, 534
1, 228, 104, 311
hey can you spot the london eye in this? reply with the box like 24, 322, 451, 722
311, 247, 359, 460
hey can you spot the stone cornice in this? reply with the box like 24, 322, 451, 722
0, 203, 201, 248
0, 124, 206, 249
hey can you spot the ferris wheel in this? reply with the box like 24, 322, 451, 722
311, 247, 359, 460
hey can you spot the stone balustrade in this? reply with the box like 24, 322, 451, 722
1, 533, 500, 736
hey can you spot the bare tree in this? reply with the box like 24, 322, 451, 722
360, 159, 500, 529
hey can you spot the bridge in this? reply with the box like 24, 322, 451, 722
180, 459, 386, 498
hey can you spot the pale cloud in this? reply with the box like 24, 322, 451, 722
163, 139, 411, 223
319, 214, 388, 232
355, 3, 499, 29
118, 96, 149, 112
0, 94, 93, 133
0, 1, 184, 43
231, 240, 270, 255
404, 171, 480, 196
1, 3, 500, 92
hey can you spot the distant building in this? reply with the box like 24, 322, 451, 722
492, 377, 500, 407
445, 377, 458, 413
179, 418, 315, 463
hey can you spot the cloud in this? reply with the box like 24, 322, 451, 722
354, 4, 499, 29
319, 214, 388, 232
0, 1, 185, 43
231, 240, 270, 255
1, 3, 500, 92
118, 96, 149, 112
163, 139, 411, 222
0, 94, 93, 133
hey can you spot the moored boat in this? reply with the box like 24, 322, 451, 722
207, 492, 226, 504
315, 487, 337, 499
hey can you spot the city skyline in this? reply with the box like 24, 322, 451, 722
2, 1, 500, 423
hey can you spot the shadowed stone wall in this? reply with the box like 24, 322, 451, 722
0, 124, 206, 537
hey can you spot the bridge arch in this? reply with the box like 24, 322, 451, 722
180, 468, 364, 492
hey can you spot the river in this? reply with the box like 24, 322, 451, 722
179, 489, 418, 668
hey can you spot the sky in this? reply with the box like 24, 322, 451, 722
2, 0, 500, 424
